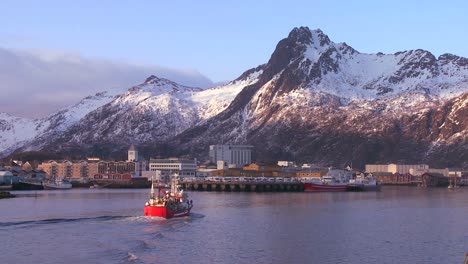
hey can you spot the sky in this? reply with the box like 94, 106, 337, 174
1, 0, 467, 118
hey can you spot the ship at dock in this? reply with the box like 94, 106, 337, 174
90, 173, 151, 188
43, 178, 72, 190
303, 169, 352, 192
347, 173, 381, 192
12, 179, 44, 190
144, 173, 193, 219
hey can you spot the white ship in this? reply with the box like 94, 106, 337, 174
43, 178, 72, 190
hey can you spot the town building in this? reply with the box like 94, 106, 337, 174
38, 148, 146, 181
0, 170, 18, 184
148, 158, 197, 182
21, 161, 33, 172
365, 164, 429, 175
209, 144, 253, 168
196, 168, 218, 178
278, 161, 296, 167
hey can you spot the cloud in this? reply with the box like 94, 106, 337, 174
0, 47, 214, 118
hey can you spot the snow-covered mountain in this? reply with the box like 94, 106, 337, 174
0, 88, 122, 155
174, 27, 468, 168
2, 27, 467, 168
0, 113, 39, 152
1, 67, 262, 156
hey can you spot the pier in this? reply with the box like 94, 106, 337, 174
180, 180, 304, 192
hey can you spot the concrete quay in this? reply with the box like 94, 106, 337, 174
180, 181, 304, 192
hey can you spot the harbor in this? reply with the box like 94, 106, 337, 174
1, 187, 468, 264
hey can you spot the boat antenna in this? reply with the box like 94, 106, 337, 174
150, 174, 154, 198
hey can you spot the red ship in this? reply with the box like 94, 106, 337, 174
303, 176, 348, 192
144, 174, 193, 219
303, 182, 348, 192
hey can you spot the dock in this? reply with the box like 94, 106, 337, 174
180, 180, 304, 192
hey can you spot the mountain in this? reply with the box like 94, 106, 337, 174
2, 69, 262, 158
0, 113, 39, 153
173, 27, 468, 168
2, 27, 467, 168
0, 88, 122, 156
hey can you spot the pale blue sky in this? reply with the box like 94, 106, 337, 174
2, 0, 467, 82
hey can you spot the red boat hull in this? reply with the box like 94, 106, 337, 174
304, 182, 347, 192
144, 205, 191, 219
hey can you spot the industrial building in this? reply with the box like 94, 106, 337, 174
209, 144, 253, 168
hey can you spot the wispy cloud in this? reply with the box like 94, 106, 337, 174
0, 47, 213, 118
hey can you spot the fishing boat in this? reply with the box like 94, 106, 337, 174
303, 169, 352, 192
43, 178, 72, 190
347, 173, 381, 192
144, 173, 193, 219
303, 177, 348, 192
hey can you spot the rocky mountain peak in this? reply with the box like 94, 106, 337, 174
287, 26, 313, 45
438, 53, 468, 67
144, 75, 164, 84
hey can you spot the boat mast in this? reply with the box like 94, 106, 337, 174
150, 174, 155, 198
171, 172, 179, 194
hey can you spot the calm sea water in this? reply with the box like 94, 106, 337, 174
1, 187, 468, 264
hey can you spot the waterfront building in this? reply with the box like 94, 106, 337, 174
32, 169, 47, 180
0, 170, 18, 184
39, 160, 59, 178
21, 161, 33, 172
365, 164, 429, 175
39, 159, 146, 180
148, 158, 197, 180
243, 163, 281, 172
295, 170, 326, 178
196, 168, 217, 178
39, 160, 73, 178
278, 161, 295, 167
209, 144, 253, 168
87, 162, 99, 178
415, 168, 449, 177
375, 173, 413, 185
96, 160, 146, 177
217, 160, 228, 170
6, 160, 22, 174
71, 161, 89, 179
57, 160, 73, 178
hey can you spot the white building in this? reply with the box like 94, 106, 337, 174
148, 158, 197, 180
196, 168, 218, 178
278, 161, 295, 167
366, 164, 429, 174
217, 160, 228, 170
209, 145, 253, 168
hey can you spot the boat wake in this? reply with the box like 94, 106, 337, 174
127, 252, 139, 262
0, 215, 129, 228
0, 213, 204, 229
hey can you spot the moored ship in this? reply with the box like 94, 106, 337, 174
303, 169, 352, 192
303, 178, 348, 192
43, 178, 72, 190
12, 179, 44, 190
347, 173, 381, 191
144, 173, 193, 219
90, 173, 151, 188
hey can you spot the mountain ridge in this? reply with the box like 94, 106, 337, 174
1, 27, 467, 168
